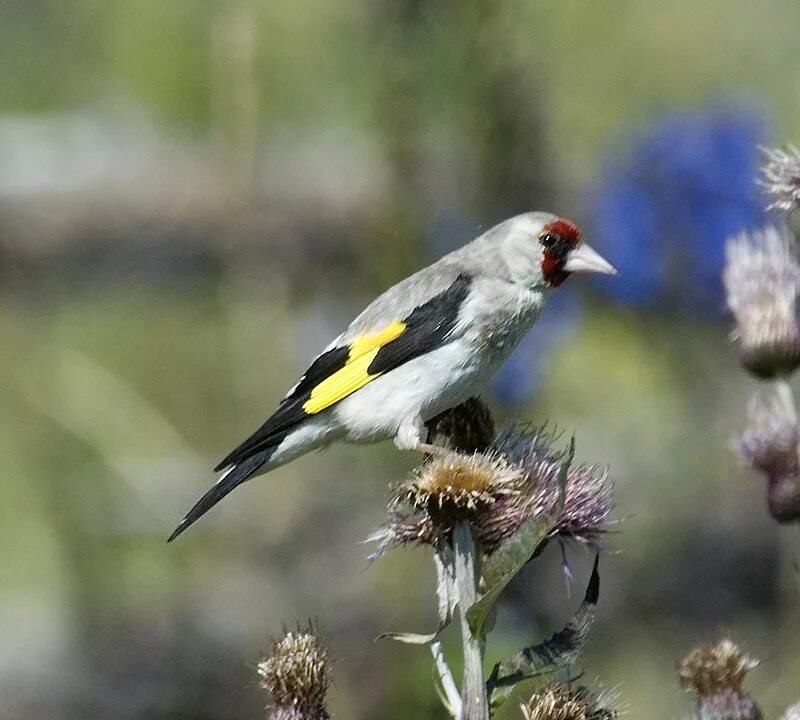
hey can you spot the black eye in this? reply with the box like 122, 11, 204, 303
539, 233, 558, 249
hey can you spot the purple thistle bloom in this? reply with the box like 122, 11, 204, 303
739, 386, 800, 524
370, 425, 612, 556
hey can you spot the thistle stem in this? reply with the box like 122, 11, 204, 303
453, 520, 488, 720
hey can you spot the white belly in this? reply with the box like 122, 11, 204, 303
334, 280, 546, 444
332, 339, 488, 443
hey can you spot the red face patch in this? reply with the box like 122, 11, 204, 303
539, 218, 582, 287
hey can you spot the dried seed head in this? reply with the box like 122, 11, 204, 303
781, 702, 800, 720
371, 425, 612, 556
760, 145, 800, 214
739, 389, 800, 523
399, 452, 522, 516
724, 225, 800, 378
425, 397, 496, 454
257, 625, 331, 720
520, 683, 617, 720
678, 640, 762, 720
678, 638, 757, 696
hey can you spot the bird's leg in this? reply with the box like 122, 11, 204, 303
395, 417, 450, 457
413, 441, 450, 458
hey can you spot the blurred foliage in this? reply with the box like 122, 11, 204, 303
1, 0, 800, 719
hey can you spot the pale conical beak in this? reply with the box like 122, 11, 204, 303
563, 243, 618, 275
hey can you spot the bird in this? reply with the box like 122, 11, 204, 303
168, 211, 617, 541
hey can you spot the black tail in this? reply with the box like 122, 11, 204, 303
167, 455, 265, 542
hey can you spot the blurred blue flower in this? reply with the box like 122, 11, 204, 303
593, 106, 767, 312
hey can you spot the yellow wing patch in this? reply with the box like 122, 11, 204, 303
303, 321, 406, 415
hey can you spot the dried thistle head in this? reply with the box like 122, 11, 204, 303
739, 388, 800, 523
678, 639, 757, 695
400, 451, 522, 514
371, 425, 612, 556
724, 225, 800, 378
678, 639, 761, 720
520, 682, 616, 720
760, 145, 800, 214
425, 397, 496, 454
257, 625, 331, 720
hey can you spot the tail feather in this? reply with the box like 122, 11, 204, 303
168, 455, 265, 542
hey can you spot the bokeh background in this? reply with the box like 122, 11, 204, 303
1, 1, 799, 718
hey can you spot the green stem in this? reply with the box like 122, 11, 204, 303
453, 521, 488, 720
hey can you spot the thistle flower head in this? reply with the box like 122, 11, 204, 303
724, 225, 800, 378
487, 426, 612, 547
520, 682, 617, 720
739, 388, 800, 523
257, 625, 331, 720
399, 452, 522, 514
372, 425, 612, 555
760, 145, 800, 214
678, 639, 761, 720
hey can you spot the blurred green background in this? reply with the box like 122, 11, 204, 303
1, 1, 799, 718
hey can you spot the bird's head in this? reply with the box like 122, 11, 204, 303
494, 212, 617, 289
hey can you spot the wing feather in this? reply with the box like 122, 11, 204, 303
215, 274, 472, 470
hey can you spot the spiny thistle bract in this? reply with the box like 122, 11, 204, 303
723, 225, 800, 379
678, 639, 762, 720
760, 145, 800, 214
520, 682, 617, 720
257, 625, 331, 720
739, 389, 800, 523
372, 425, 612, 555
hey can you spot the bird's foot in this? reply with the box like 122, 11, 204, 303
413, 441, 450, 458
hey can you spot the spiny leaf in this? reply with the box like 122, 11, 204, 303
487, 554, 600, 714
466, 438, 574, 639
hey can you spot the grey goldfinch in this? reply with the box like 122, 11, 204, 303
169, 211, 616, 540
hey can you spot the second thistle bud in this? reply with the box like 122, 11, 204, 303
739, 387, 800, 524
257, 625, 331, 720
678, 639, 762, 720
724, 225, 800, 379
520, 682, 617, 720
